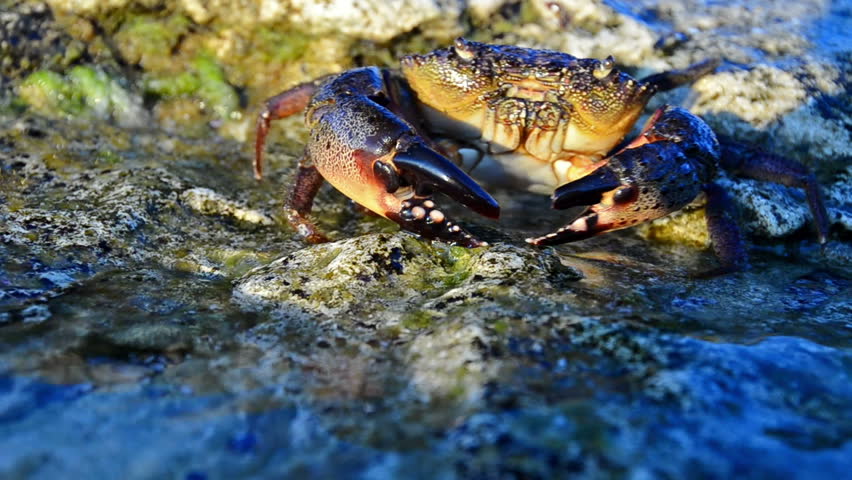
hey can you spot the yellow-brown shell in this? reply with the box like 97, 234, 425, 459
401, 38, 657, 164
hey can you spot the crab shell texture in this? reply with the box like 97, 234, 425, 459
400, 38, 659, 194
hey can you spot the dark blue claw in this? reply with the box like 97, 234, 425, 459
393, 142, 500, 219
551, 167, 620, 209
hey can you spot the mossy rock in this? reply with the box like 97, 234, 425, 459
233, 233, 582, 316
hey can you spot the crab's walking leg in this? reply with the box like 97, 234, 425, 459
701, 182, 749, 276
640, 58, 721, 92
720, 141, 829, 245
284, 154, 329, 244
254, 82, 321, 180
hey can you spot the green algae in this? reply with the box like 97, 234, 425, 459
401, 310, 436, 330
18, 70, 84, 115
193, 54, 240, 120
213, 249, 279, 278
490, 318, 510, 335
254, 28, 314, 65
143, 71, 201, 97
113, 13, 190, 72
68, 65, 112, 117
94, 149, 122, 166
18, 66, 144, 126
142, 54, 240, 121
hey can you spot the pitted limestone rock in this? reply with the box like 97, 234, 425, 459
639, 171, 851, 247
232, 233, 582, 316
46, 0, 465, 42
181, 187, 275, 226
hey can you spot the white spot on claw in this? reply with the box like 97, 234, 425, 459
412, 206, 426, 220
570, 217, 589, 231
429, 210, 445, 223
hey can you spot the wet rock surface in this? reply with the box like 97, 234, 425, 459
1, 0, 851, 478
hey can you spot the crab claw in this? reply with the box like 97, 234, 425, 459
528, 160, 652, 245
550, 167, 621, 210
528, 106, 719, 246
376, 139, 499, 248
299, 67, 499, 247
532, 166, 627, 244
393, 141, 500, 220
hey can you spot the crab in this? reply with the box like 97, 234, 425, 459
254, 38, 828, 274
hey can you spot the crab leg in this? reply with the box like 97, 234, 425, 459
719, 141, 829, 245
284, 154, 329, 244
254, 80, 326, 180
702, 182, 749, 275
640, 58, 721, 93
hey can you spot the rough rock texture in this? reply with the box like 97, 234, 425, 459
0, 1, 82, 91
46, 0, 465, 40
234, 233, 580, 315
1, 0, 851, 478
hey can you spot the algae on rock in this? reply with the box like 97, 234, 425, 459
234, 233, 582, 316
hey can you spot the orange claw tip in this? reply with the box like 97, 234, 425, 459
526, 212, 602, 246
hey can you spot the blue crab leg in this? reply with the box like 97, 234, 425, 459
701, 182, 749, 276
719, 140, 829, 245
640, 58, 721, 92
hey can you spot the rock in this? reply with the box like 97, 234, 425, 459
407, 322, 499, 402
46, 0, 465, 42
281, 0, 465, 42
181, 187, 275, 226
692, 65, 809, 129
826, 165, 852, 232
467, 0, 509, 23
526, 0, 659, 65
0, 1, 81, 93
233, 233, 582, 315
638, 164, 851, 249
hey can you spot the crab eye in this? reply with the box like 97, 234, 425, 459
453, 38, 476, 62
594, 55, 615, 79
